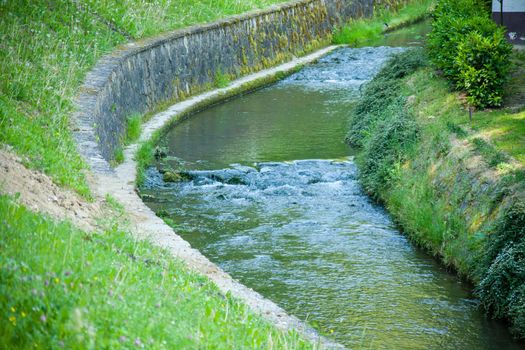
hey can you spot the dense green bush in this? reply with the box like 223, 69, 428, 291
346, 48, 427, 147
509, 284, 525, 336
483, 200, 525, 272
429, 16, 499, 81
375, 48, 428, 80
358, 105, 419, 195
346, 80, 403, 147
427, 0, 512, 107
455, 31, 512, 107
477, 199, 525, 337
346, 49, 425, 196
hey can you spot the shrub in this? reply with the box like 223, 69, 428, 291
477, 199, 525, 336
428, 15, 499, 82
508, 284, 525, 337
346, 80, 403, 147
483, 199, 525, 268
455, 31, 512, 108
346, 48, 426, 147
427, 0, 511, 107
478, 242, 525, 319
375, 48, 428, 80
358, 107, 420, 195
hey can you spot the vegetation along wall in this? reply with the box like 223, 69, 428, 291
74, 0, 374, 170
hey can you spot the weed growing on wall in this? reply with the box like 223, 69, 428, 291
214, 68, 231, 88
110, 113, 142, 166
126, 113, 142, 143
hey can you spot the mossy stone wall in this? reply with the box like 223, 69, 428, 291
74, 0, 373, 170
373, 0, 410, 11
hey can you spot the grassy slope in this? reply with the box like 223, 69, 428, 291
403, 49, 525, 168
0, 194, 313, 349
399, 49, 525, 269
0, 0, 286, 197
469, 50, 525, 165
348, 48, 525, 336
366, 49, 525, 278
385, 67, 500, 276
332, 0, 433, 46
388, 54, 525, 335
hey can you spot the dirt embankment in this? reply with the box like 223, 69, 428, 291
0, 148, 104, 232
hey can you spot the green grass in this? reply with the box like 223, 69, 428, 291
332, 0, 434, 46
469, 109, 525, 165
403, 50, 525, 168
214, 69, 231, 89
126, 113, 142, 144
112, 147, 125, 166
0, 194, 314, 349
111, 113, 143, 166
471, 137, 510, 167
81, 0, 291, 40
136, 138, 157, 187
0, 0, 286, 197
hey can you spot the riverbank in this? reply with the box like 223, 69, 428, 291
348, 48, 525, 337
0, 0, 331, 347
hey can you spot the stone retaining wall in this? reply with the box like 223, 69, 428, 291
73, 0, 373, 171
373, 0, 410, 11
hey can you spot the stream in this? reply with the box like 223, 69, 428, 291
141, 23, 524, 349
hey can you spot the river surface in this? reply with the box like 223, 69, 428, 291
141, 24, 524, 349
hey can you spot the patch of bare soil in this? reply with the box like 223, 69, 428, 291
0, 148, 104, 231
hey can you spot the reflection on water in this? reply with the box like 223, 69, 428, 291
142, 32, 524, 349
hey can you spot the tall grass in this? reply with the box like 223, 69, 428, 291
0, 0, 121, 197
0, 194, 314, 349
82, 0, 289, 39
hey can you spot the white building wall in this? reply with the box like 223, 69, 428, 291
492, 0, 525, 12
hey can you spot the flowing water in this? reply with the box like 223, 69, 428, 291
142, 24, 524, 349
